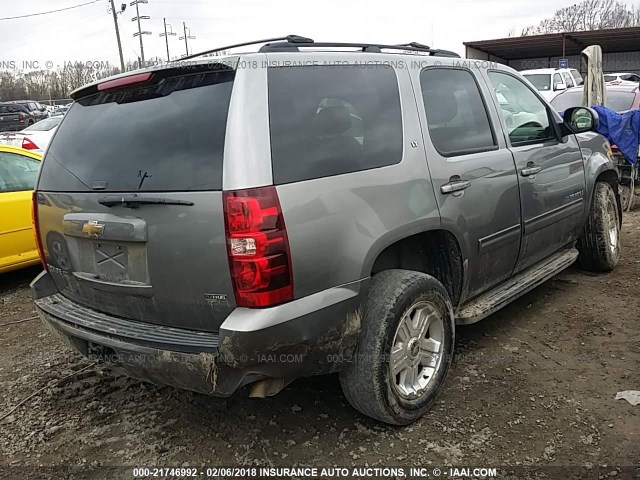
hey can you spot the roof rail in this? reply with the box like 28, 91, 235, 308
183, 35, 460, 60
182, 35, 313, 60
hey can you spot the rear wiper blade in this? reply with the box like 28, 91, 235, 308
98, 195, 194, 208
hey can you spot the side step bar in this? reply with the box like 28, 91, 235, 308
456, 248, 579, 325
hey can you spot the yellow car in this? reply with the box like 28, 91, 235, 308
0, 145, 42, 273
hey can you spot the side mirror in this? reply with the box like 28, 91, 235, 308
563, 107, 599, 133
554, 82, 567, 91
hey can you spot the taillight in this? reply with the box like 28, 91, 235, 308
223, 186, 293, 308
18, 114, 25, 123
31, 192, 47, 270
21, 137, 38, 150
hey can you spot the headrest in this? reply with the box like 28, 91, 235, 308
315, 106, 352, 135
424, 88, 459, 124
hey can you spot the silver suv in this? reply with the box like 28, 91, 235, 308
31, 36, 621, 425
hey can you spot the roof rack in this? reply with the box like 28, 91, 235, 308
182, 34, 460, 60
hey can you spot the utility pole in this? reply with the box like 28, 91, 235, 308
160, 18, 176, 62
179, 22, 196, 56
130, 0, 151, 66
107, 0, 126, 72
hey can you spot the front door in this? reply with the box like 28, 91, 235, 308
485, 70, 586, 271
413, 66, 522, 301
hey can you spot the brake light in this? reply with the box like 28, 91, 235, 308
21, 137, 38, 150
97, 72, 153, 91
18, 114, 25, 123
31, 192, 47, 270
223, 186, 293, 308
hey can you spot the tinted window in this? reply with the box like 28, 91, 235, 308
420, 68, 495, 155
39, 68, 234, 192
570, 69, 584, 85
488, 71, 555, 146
0, 152, 40, 192
524, 74, 551, 91
553, 73, 563, 88
268, 65, 402, 184
25, 117, 62, 131
604, 75, 617, 82
562, 72, 575, 88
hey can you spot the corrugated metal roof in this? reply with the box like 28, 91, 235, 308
464, 27, 640, 60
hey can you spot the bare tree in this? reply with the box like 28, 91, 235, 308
519, 0, 640, 35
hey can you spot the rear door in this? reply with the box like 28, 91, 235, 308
36, 65, 237, 332
485, 70, 586, 271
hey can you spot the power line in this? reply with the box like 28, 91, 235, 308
0, 0, 101, 21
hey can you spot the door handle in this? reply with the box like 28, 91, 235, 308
441, 178, 471, 194
521, 164, 542, 177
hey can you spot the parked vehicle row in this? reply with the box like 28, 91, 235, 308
521, 67, 584, 101
28, 38, 622, 425
522, 68, 640, 101
0, 116, 63, 153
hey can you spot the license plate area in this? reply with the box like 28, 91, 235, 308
94, 242, 129, 282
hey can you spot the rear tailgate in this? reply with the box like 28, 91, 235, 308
36, 65, 237, 332
0, 132, 26, 148
0, 105, 23, 132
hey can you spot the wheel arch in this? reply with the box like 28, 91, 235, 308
366, 229, 465, 307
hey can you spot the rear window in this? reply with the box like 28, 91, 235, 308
26, 117, 61, 131
38, 68, 235, 192
268, 65, 403, 185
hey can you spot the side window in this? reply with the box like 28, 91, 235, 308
488, 71, 556, 146
571, 69, 584, 85
420, 68, 496, 156
562, 72, 575, 88
268, 65, 402, 184
0, 152, 40, 192
553, 73, 563, 88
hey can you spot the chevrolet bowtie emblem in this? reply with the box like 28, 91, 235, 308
82, 221, 105, 238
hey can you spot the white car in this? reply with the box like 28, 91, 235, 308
0, 116, 62, 153
520, 68, 584, 101
604, 72, 640, 84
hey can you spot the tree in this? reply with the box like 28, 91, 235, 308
519, 0, 640, 35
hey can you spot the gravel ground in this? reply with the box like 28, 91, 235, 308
0, 211, 639, 480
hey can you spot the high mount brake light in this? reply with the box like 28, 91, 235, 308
223, 186, 293, 308
97, 72, 154, 91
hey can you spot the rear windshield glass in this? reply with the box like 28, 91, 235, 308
551, 90, 635, 112
26, 117, 62, 131
38, 68, 234, 192
268, 65, 403, 185
524, 74, 551, 91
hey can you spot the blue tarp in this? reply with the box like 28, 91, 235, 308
592, 105, 640, 165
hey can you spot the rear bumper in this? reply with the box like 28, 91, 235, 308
32, 271, 366, 396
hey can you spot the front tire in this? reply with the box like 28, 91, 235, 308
339, 270, 454, 425
578, 181, 621, 272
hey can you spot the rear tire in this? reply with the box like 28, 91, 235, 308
577, 181, 620, 272
339, 270, 454, 425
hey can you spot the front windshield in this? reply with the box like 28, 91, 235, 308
524, 74, 551, 91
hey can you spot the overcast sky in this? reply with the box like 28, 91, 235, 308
1, 0, 580, 69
